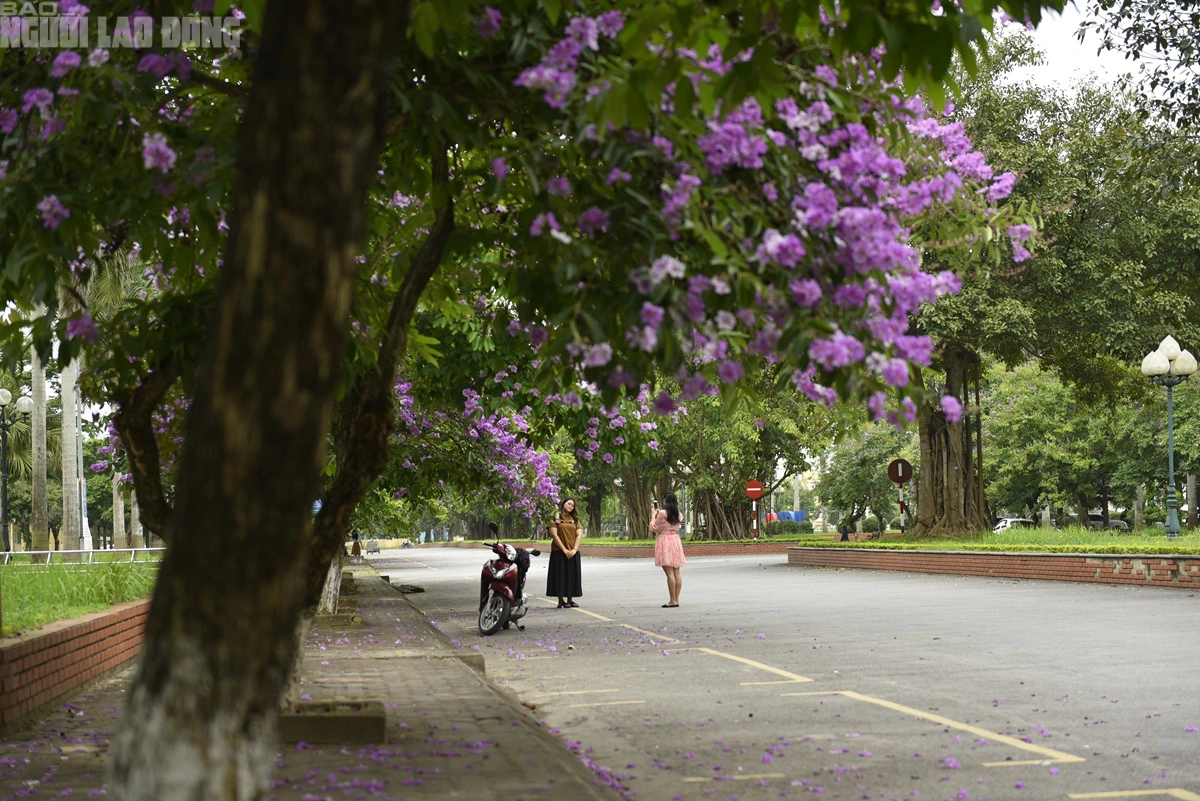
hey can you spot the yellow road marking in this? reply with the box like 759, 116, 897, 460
566, 700, 646, 708
620, 623, 680, 644
675, 647, 813, 683
1069, 792, 1200, 800
683, 774, 787, 783
532, 689, 620, 698
781, 690, 1083, 766
540, 598, 612, 621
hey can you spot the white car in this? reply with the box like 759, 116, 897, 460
992, 517, 1036, 533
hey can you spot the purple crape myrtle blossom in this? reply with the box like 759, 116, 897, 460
941, 395, 964, 423
577, 206, 609, 236
65, 312, 99, 342
51, 51, 81, 77
142, 132, 177, 172
37, 194, 70, 229
476, 6, 502, 38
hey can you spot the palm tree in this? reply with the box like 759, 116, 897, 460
31, 305, 49, 551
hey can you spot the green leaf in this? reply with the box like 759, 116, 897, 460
410, 2, 439, 58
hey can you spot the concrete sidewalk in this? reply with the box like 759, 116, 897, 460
0, 563, 623, 800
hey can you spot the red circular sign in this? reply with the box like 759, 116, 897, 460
887, 458, 913, 485
745, 480, 764, 500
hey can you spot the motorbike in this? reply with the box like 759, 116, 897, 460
478, 541, 541, 636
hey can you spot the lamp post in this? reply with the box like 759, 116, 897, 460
1141, 336, 1198, 539
0, 388, 35, 552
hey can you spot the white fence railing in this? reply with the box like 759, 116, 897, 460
1, 548, 166, 566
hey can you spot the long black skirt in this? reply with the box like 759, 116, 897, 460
546, 550, 583, 598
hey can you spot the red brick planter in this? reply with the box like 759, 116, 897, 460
787, 547, 1200, 589
0, 600, 150, 732
580, 542, 795, 558
413, 540, 796, 557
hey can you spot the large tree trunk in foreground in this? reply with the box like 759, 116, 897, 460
911, 345, 989, 536
59, 356, 80, 552
109, 2, 405, 799
31, 337, 49, 551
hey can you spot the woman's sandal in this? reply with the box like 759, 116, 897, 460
566, 601, 579, 608
662, 603, 679, 608
556, 601, 566, 609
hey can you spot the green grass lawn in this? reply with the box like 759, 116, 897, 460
0, 562, 160, 637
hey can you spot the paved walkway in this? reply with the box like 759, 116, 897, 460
0, 563, 623, 800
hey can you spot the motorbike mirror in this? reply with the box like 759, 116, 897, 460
531, 549, 541, 557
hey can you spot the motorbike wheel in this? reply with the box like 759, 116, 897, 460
478, 594, 511, 636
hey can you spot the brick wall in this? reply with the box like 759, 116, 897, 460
0, 600, 149, 731
787, 547, 1200, 588
415, 541, 797, 557
580, 542, 795, 558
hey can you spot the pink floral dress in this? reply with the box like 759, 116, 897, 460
650, 510, 686, 568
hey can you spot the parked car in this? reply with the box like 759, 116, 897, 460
1087, 514, 1130, 531
992, 517, 1036, 533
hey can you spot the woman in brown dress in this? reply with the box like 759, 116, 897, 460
546, 498, 583, 608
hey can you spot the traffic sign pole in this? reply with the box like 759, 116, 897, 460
745, 480, 765, 539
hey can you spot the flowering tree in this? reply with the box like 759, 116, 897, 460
0, 0, 1066, 797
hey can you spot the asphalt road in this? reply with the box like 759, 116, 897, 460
373, 547, 1200, 801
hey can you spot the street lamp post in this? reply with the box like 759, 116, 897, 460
1141, 336, 1198, 539
0, 388, 35, 552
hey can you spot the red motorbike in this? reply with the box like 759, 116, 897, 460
478, 541, 540, 636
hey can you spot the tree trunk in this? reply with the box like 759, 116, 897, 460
109, 3, 407, 797
113, 474, 127, 550
1134, 483, 1145, 531
617, 467, 656, 539
31, 337, 48, 551
129, 491, 144, 548
317, 552, 343, 615
1188, 474, 1196, 529
60, 356, 80, 552
1077, 494, 1089, 528
911, 346, 989, 536
584, 485, 604, 538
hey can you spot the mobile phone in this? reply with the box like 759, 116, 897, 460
653, 499, 658, 507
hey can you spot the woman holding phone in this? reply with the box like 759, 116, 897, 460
649, 493, 686, 607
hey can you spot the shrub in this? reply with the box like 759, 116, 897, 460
765, 519, 809, 536
862, 516, 882, 533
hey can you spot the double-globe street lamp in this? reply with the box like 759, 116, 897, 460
1140, 336, 1198, 539
0, 388, 35, 552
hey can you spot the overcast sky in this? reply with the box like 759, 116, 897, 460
1015, 1, 1134, 89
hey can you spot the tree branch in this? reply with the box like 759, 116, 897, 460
112, 361, 177, 540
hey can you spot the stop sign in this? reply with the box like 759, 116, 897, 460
745, 480, 764, 500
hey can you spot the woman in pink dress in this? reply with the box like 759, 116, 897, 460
649, 492, 686, 607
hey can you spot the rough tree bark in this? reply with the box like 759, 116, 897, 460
911, 345, 990, 536
617, 467, 656, 539
109, 1, 406, 798
1135, 483, 1145, 531
113, 361, 178, 541
584, 486, 605, 538
30, 338, 48, 551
